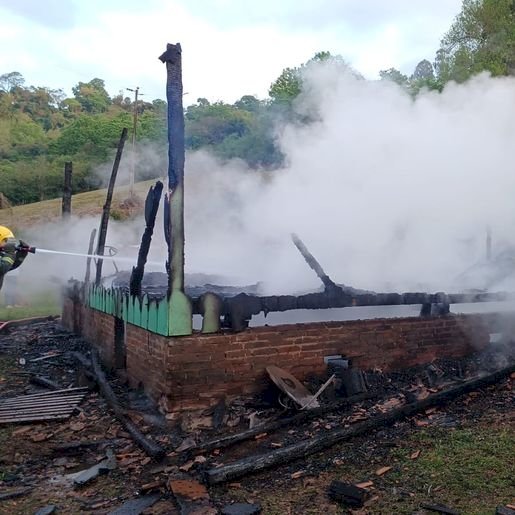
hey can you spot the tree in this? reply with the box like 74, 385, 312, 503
0, 72, 24, 93
379, 68, 409, 86
185, 101, 253, 149
269, 66, 302, 104
411, 59, 435, 81
72, 78, 111, 113
436, 0, 515, 82
269, 51, 356, 106
235, 95, 261, 112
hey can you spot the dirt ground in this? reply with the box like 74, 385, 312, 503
0, 319, 513, 514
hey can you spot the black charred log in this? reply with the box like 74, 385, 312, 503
95, 128, 128, 285
130, 181, 163, 296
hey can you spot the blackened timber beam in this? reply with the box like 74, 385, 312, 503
62, 162, 72, 219
207, 290, 515, 331
159, 43, 192, 335
95, 128, 128, 285
291, 233, 339, 291
130, 181, 163, 296
84, 228, 97, 284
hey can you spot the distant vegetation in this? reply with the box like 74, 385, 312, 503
1, 0, 513, 206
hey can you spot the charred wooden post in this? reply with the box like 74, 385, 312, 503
89, 349, 165, 458
159, 43, 192, 336
328, 481, 369, 508
199, 292, 223, 333
291, 233, 340, 292
95, 128, 128, 285
84, 228, 97, 285
62, 162, 72, 219
130, 181, 164, 296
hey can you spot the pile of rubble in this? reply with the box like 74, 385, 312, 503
0, 318, 513, 514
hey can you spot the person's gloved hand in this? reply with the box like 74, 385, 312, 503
17, 240, 30, 257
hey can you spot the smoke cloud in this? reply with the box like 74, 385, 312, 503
184, 62, 515, 294
12, 61, 515, 300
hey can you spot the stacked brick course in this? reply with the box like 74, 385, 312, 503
62, 297, 496, 413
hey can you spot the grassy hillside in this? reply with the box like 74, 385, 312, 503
0, 180, 155, 231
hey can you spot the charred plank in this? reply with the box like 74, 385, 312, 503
90, 349, 165, 458
130, 181, 163, 296
95, 127, 128, 285
192, 392, 374, 454
205, 363, 515, 484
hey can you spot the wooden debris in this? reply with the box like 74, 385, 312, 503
221, 503, 262, 515
29, 352, 62, 362
328, 480, 369, 508
205, 363, 515, 484
34, 506, 56, 515
496, 507, 515, 515
169, 479, 209, 501
0, 387, 88, 424
212, 397, 226, 429
89, 349, 165, 458
108, 493, 161, 515
70, 421, 86, 432
53, 439, 122, 454
421, 502, 460, 514
139, 479, 166, 493
29, 375, 60, 390
169, 476, 216, 515
192, 392, 373, 454
410, 450, 421, 460
355, 481, 374, 489
175, 437, 196, 452
290, 470, 304, 479
0, 487, 32, 501
70, 449, 117, 486
375, 466, 392, 476
266, 365, 320, 409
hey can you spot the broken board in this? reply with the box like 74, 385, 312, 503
266, 365, 320, 409
0, 387, 88, 424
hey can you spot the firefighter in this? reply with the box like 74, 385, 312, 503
0, 225, 30, 294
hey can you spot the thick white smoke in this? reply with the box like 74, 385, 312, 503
10, 61, 515, 299
184, 62, 515, 294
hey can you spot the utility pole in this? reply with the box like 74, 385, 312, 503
126, 87, 143, 197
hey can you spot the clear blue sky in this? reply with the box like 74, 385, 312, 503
0, 0, 462, 104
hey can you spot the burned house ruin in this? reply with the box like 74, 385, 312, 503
62, 43, 515, 414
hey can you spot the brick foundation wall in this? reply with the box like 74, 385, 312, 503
62, 298, 497, 413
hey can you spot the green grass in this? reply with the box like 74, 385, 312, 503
381, 427, 515, 514
0, 179, 154, 231
0, 290, 61, 321
218, 425, 515, 515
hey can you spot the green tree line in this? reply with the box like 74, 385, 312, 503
0, 0, 512, 206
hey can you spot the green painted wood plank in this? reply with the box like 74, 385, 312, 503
157, 298, 169, 336
140, 295, 149, 329
127, 295, 135, 324
132, 297, 142, 327
147, 299, 158, 333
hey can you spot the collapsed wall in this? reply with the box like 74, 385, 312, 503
62, 294, 495, 414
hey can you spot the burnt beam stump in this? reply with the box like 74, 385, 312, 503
328, 480, 369, 508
